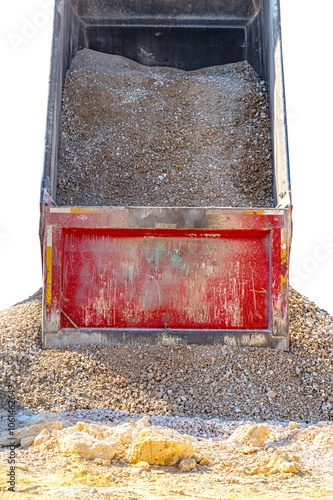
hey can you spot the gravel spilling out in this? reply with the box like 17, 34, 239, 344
56, 49, 275, 208
0, 288, 332, 423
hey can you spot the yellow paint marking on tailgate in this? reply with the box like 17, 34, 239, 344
70, 208, 103, 214
45, 226, 52, 307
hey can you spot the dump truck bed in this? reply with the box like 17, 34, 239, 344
40, 0, 292, 350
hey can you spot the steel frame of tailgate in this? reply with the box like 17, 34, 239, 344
41, 204, 291, 350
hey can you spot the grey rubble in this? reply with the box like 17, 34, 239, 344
56, 49, 274, 208
0, 288, 332, 423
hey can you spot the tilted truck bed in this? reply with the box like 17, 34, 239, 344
40, 0, 292, 349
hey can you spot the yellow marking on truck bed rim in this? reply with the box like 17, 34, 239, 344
70, 208, 104, 214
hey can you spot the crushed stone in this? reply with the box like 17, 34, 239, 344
56, 49, 274, 208
0, 288, 332, 423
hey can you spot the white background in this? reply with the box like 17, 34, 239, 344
1, 0, 332, 314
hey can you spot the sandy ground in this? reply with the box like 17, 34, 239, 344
1, 415, 333, 499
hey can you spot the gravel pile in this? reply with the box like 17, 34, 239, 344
56, 49, 274, 208
0, 288, 332, 423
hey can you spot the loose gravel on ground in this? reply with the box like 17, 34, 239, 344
56, 49, 274, 208
0, 288, 332, 423
1, 289, 332, 498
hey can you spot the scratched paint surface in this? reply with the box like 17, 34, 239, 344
61, 231, 270, 330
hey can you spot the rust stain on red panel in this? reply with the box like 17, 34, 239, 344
61, 230, 270, 330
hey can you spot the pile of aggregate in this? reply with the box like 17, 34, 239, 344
56, 49, 274, 208
0, 288, 332, 423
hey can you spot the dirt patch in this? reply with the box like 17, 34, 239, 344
1, 415, 333, 499
56, 49, 274, 208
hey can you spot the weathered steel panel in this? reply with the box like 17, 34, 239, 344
42, 207, 291, 349
61, 230, 270, 330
